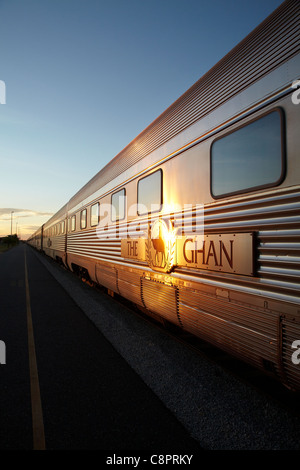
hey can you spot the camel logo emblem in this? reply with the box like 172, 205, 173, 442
146, 218, 176, 273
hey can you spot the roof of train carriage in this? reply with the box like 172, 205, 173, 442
67, 0, 299, 210
43, 203, 68, 228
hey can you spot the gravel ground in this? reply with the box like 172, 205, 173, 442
34, 250, 300, 450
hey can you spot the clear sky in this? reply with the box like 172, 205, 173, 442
0, 0, 284, 239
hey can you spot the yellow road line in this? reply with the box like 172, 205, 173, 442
24, 247, 46, 450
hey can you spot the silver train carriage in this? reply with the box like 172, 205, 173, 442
28, 0, 300, 391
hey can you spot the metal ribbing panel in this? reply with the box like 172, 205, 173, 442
179, 288, 277, 339
51, 235, 66, 253
68, 0, 299, 207
95, 264, 118, 292
178, 287, 277, 369
175, 186, 299, 375
118, 270, 144, 306
141, 278, 180, 326
67, 229, 121, 262
195, 187, 300, 299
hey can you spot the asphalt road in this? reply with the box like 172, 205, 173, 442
0, 244, 202, 454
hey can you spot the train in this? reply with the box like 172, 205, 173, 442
28, 0, 300, 391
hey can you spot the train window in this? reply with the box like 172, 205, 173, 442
61, 221, 65, 234
91, 203, 100, 227
80, 209, 87, 229
137, 169, 162, 215
211, 109, 285, 198
71, 215, 76, 232
111, 189, 126, 221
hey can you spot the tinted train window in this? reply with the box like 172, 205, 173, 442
137, 169, 162, 215
71, 215, 76, 232
211, 110, 284, 198
80, 209, 87, 229
91, 203, 99, 227
111, 189, 126, 221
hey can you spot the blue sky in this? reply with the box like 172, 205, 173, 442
0, 0, 283, 238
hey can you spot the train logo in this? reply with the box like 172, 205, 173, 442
146, 219, 176, 273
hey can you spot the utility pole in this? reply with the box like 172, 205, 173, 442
11, 211, 14, 235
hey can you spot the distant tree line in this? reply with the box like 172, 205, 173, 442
1, 234, 19, 247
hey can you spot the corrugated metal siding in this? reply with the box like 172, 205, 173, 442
184, 187, 300, 300
118, 269, 144, 306
179, 288, 277, 340
67, 230, 121, 262
173, 186, 299, 378
141, 278, 180, 326
67, 187, 300, 300
95, 264, 117, 292
51, 235, 66, 253
43, 234, 66, 258
178, 287, 277, 370
68, 0, 300, 207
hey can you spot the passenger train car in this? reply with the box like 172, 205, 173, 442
28, 0, 300, 391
